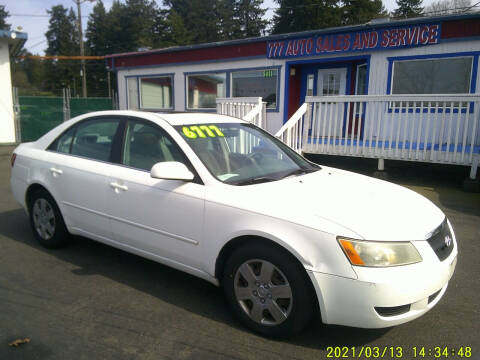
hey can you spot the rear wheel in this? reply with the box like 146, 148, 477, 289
29, 188, 69, 249
223, 243, 314, 337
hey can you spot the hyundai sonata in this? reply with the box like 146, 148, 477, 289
10, 111, 457, 337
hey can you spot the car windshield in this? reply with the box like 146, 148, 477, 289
174, 123, 319, 185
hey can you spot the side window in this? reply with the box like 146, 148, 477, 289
49, 126, 76, 154
70, 119, 120, 162
123, 120, 187, 171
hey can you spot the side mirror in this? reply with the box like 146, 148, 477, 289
150, 162, 194, 181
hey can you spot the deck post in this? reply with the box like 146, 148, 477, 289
470, 156, 478, 180
373, 158, 388, 180
378, 158, 385, 171
463, 155, 479, 192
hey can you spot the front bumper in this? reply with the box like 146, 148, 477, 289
308, 238, 457, 328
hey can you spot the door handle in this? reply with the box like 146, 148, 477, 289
49, 167, 63, 175
110, 182, 128, 191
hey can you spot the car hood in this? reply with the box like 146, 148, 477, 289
216, 166, 445, 241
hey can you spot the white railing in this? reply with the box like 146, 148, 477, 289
276, 94, 480, 178
275, 103, 310, 153
216, 97, 267, 129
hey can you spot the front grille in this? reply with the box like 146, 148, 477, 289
428, 289, 442, 304
375, 304, 411, 317
427, 219, 454, 261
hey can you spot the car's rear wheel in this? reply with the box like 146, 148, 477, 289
29, 188, 69, 249
223, 243, 314, 337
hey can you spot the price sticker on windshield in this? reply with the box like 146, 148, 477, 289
182, 125, 224, 139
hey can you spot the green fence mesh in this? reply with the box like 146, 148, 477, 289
19, 96, 113, 142
19, 97, 64, 142
70, 98, 113, 118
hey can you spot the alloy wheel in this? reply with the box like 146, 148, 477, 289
234, 259, 293, 326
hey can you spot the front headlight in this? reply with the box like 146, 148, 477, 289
338, 237, 422, 267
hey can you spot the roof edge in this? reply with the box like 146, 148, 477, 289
105, 12, 480, 59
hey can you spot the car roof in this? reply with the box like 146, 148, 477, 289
152, 112, 246, 126
70, 110, 246, 126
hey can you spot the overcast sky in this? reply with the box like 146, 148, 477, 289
5, 0, 437, 54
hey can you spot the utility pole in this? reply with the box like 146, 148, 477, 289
74, 0, 91, 98
107, 71, 111, 98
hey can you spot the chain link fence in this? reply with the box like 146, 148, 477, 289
14, 88, 117, 142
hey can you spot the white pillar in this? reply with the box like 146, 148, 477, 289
0, 40, 16, 144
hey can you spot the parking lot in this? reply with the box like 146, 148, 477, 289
1, 145, 479, 360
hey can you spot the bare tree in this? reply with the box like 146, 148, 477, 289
424, 0, 472, 15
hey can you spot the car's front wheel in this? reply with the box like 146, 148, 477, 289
29, 188, 69, 249
223, 243, 314, 337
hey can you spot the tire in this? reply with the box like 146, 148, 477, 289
223, 243, 314, 337
28, 188, 69, 249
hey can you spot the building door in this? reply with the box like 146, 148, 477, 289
350, 64, 368, 138
317, 68, 347, 97
316, 68, 347, 140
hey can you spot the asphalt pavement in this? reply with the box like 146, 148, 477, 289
1, 145, 479, 360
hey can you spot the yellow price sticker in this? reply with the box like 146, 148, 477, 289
182, 125, 224, 138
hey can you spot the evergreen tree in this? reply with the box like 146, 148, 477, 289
152, 9, 171, 48
102, 1, 133, 53
163, 0, 268, 43
87, 1, 109, 54
392, 0, 423, 18
342, 0, 388, 25
45, 5, 80, 94
97, 0, 163, 53
272, 0, 342, 34
217, 0, 241, 40
123, 0, 161, 49
86, 0, 109, 96
161, 9, 194, 45
236, 0, 267, 37
163, 0, 221, 43
0, 5, 10, 30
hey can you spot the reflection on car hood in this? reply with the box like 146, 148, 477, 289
214, 166, 445, 241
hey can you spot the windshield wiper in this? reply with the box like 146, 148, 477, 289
230, 176, 278, 186
281, 167, 319, 179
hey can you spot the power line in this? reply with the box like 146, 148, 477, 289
462, 0, 480, 11
25, 39, 47, 50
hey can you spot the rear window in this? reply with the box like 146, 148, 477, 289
48, 118, 120, 162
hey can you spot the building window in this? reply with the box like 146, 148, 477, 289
126, 77, 139, 110
391, 57, 473, 94
355, 64, 367, 96
231, 69, 278, 109
139, 76, 173, 109
187, 73, 226, 109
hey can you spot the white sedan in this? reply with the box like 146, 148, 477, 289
10, 111, 457, 337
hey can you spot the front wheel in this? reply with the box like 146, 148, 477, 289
223, 243, 314, 337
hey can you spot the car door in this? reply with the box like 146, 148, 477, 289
46, 117, 122, 240
106, 118, 206, 269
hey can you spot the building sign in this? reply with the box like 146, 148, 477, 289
267, 24, 441, 59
